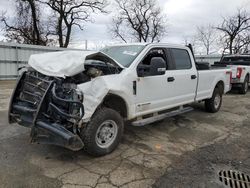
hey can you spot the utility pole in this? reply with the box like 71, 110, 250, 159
85, 40, 88, 50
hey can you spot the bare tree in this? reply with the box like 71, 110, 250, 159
216, 9, 250, 54
1, 0, 54, 45
42, 0, 107, 48
111, 0, 167, 43
233, 31, 250, 53
196, 24, 217, 55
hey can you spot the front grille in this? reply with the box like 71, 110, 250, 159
9, 71, 53, 127
9, 71, 84, 128
9, 71, 85, 151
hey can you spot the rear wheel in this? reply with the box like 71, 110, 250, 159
205, 88, 222, 113
239, 76, 249, 94
80, 107, 124, 156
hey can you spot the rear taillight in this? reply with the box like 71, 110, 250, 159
236, 67, 243, 78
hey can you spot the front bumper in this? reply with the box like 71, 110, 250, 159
9, 71, 84, 151
31, 121, 83, 151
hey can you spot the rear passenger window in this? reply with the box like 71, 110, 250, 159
171, 49, 192, 70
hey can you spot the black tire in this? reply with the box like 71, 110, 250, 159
80, 107, 124, 156
205, 88, 222, 113
239, 75, 249, 94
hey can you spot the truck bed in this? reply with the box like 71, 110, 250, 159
196, 62, 230, 70
195, 67, 231, 101
214, 61, 250, 66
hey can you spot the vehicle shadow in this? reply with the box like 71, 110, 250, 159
226, 87, 249, 95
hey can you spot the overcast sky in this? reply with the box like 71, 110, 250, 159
0, 0, 250, 49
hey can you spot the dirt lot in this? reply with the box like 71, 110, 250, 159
0, 80, 249, 188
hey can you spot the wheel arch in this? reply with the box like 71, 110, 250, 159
100, 93, 128, 119
245, 73, 249, 82
215, 80, 225, 94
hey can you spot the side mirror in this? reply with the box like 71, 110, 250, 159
137, 57, 166, 77
149, 57, 166, 76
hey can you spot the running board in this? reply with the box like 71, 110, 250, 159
131, 106, 193, 126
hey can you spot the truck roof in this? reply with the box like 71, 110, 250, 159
105, 43, 189, 49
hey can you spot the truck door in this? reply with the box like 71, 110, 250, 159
135, 48, 197, 117
135, 48, 173, 116
167, 48, 197, 105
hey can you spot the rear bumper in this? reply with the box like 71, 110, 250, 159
231, 78, 243, 84
231, 83, 243, 88
9, 71, 84, 151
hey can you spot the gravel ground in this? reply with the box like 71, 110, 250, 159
0, 80, 249, 188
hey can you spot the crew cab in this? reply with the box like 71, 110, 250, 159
9, 43, 231, 156
214, 54, 250, 94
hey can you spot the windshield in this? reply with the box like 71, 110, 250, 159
100, 45, 145, 67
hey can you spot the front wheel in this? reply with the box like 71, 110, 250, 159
80, 107, 124, 156
205, 88, 222, 113
239, 76, 249, 94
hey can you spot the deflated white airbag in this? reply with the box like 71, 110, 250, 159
28, 51, 96, 77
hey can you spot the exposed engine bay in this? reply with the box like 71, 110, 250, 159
65, 60, 122, 84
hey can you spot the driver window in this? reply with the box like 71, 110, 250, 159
141, 48, 167, 68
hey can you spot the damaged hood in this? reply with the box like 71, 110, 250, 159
28, 50, 123, 78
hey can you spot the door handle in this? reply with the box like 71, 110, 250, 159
191, 75, 197, 79
167, 77, 175, 82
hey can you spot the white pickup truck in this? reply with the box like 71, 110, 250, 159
214, 54, 250, 94
9, 43, 231, 156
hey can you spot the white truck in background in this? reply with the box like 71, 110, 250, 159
214, 54, 250, 94
9, 43, 231, 156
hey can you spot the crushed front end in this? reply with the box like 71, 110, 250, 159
8, 70, 85, 151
